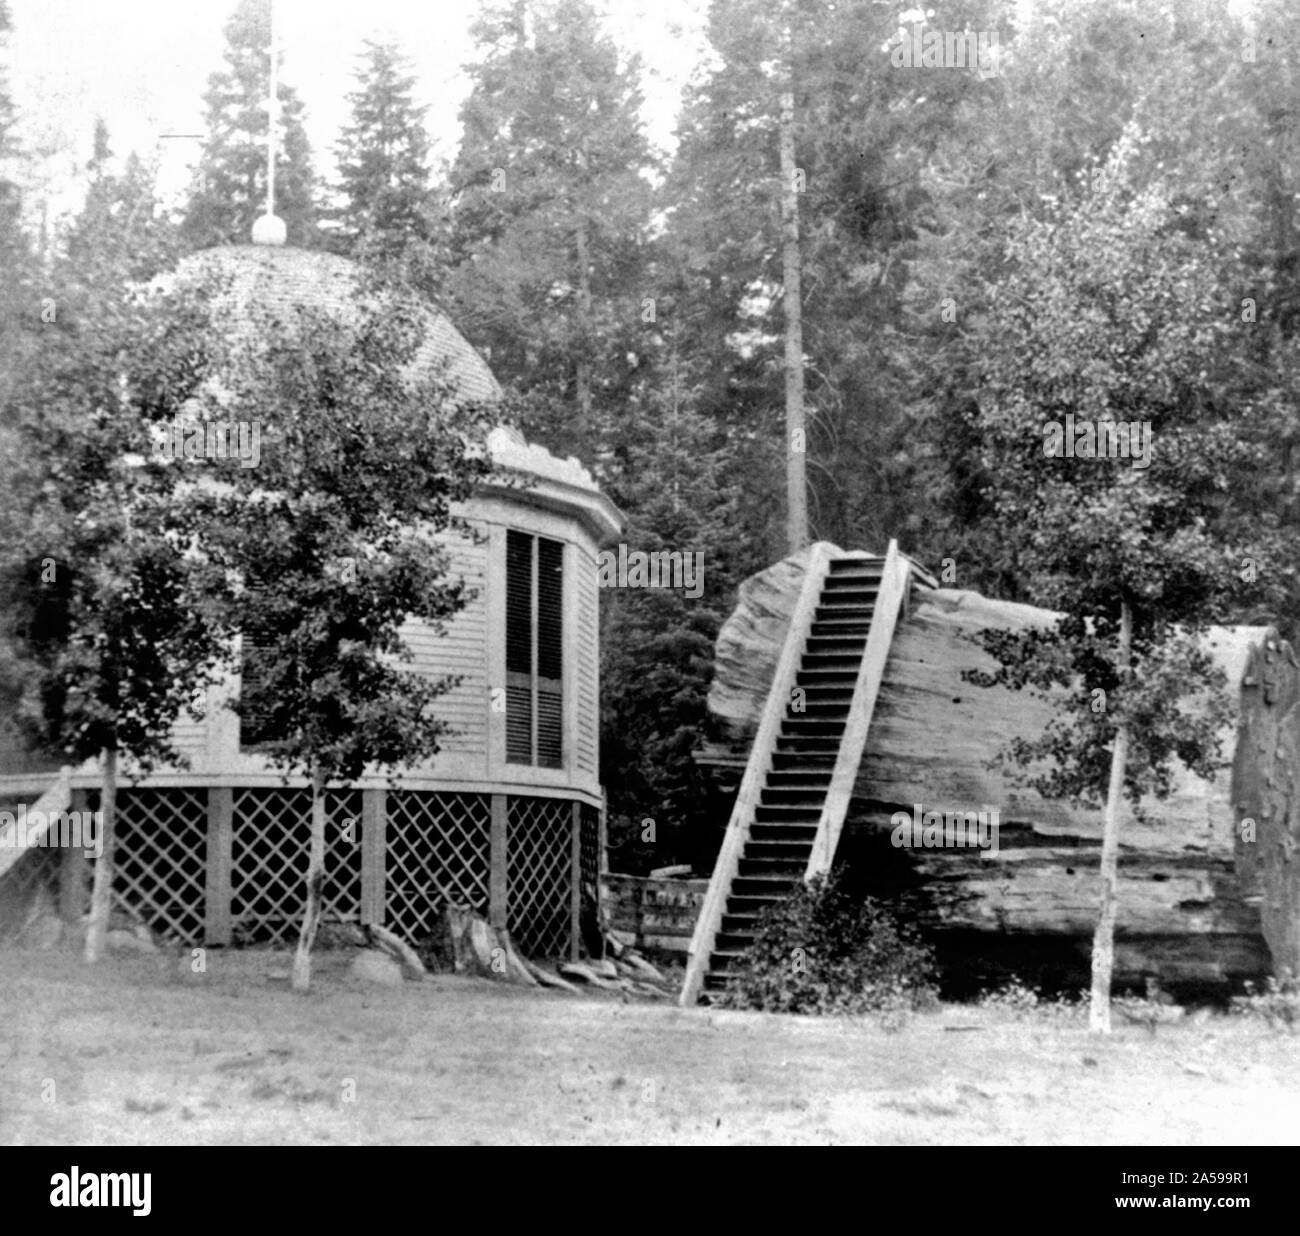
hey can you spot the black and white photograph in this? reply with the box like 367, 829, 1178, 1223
0, 0, 1296, 1185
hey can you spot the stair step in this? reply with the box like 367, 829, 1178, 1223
732, 876, 800, 896
795, 667, 860, 682
770, 751, 837, 769
714, 932, 758, 952
780, 720, 845, 737
754, 806, 822, 824
805, 634, 868, 650
786, 704, 849, 720
824, 572, 883, 588
801, 653, 863, 670
811, 600, 873, 613
760, 787, 829, 806
707, 951, 750, 971
739, 852, 807, 872
725, 894, 785, 913
796, 683, 855, 697
809, 620, 872, 635
743, 841, 814, 861
773, 741, 840, 758
750, 821, 819, 840
765, 771, 833, 787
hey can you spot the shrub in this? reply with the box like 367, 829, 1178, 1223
1230, 974, 1300, 1031
976, 979, 1086, 1023
714, 872, 938, 1016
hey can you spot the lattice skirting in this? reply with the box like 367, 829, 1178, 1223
385, 791, 490, 940
230, 788, 363, 946
40, 786, 603, 959
507, 796, 573, 958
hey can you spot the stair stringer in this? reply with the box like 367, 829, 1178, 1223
806, 539, 910, 878
679, 541, 836, 1007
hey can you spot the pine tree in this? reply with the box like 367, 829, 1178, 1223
446, 0, 656, 461
182, 0, 319, 249
333, 39, 433, 261
0, 0, 30, 338
599, 295, 747, 873
662, 0, 1006, 561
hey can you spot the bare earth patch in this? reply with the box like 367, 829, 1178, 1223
1, 948, 1297, 1145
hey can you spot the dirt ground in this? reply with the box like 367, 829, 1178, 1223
1, 946, 1298, 1146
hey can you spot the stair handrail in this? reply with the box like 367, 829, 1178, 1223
806, 539, 909, 879
0, 766, 73, 883
680, 541, 837, 1006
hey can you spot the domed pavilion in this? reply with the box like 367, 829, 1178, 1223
0, 239, 622, 961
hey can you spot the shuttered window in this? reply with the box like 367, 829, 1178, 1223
505, 529, 564, 768
239, 590, 283, 751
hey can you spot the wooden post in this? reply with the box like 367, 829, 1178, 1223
361, 788, 387, 928
490, 793, 508, 930
60, 788, 93, 924
205, 787, 233, 946
599, 802, 608, 875
570, 800, 582, 962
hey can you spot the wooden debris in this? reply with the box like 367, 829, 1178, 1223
443, 904, 537, 985
365, 924, 428, 980
558, 961, 622, 990
525, 960, 582, 993
620, 953, 666, 983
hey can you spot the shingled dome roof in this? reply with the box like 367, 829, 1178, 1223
172, 245, 501, 405
166, 244, 623, 543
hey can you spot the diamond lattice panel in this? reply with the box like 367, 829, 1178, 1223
385, 792, 490, 939
507, 796, 572, 958
231, 789, 362, 945
579, 805, 601, 893
112, 788, 207, 943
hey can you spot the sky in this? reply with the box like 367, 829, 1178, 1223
7, 0, 710, 219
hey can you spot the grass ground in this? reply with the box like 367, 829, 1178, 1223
1, 946, 1297, 1146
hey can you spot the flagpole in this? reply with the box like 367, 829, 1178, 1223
267, 0, 277, 218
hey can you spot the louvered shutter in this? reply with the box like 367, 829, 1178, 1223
505, 530, 534, 763
503, 530, 564, 767
536, 537, 563, 768
239, 591, 277, 750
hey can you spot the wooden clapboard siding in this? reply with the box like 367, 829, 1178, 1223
400, 529, 489, 758
171, 714, 208, 765
574, 549, 599, 778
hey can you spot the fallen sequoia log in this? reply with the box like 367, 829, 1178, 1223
696, 546, 1297, 995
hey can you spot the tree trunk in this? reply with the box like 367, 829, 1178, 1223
779, 85, 807, 554
292, 767, 328, 992
1089, 600, 1132, 1032
577, 214, 592, 439
83, 746, 117, 964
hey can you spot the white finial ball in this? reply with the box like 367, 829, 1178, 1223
252, 213, 287, 246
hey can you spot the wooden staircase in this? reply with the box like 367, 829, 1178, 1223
680, 540, 916, 1006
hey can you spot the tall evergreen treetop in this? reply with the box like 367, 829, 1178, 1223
182, 0, 320, 250
334, 38, 433, 258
